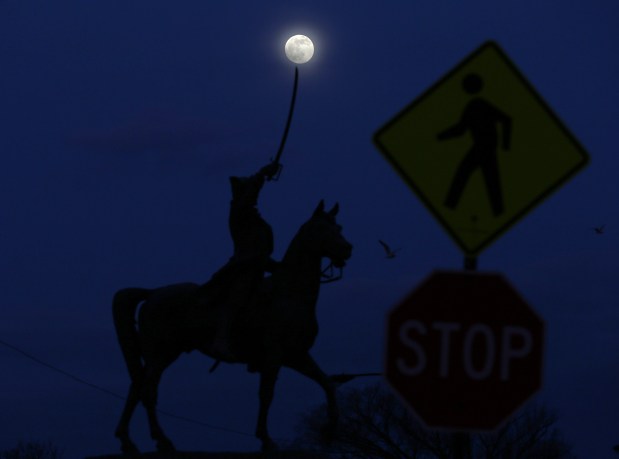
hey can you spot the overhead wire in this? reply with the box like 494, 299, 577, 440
0, 336, 382, 451
0, 337, 254, 438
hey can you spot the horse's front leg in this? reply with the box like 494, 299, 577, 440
115, 378, 142, 455
256, 364, 281, 451
142, 353, 178, 453
286, 353, 338, 442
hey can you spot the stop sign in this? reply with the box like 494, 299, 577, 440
385, 271, 544, 431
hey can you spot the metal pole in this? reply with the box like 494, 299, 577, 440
464, 256, 477, 271
452, 432, 471, 459
452, 255, 477, 459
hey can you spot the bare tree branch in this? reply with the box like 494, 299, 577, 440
292, 383, 575, 459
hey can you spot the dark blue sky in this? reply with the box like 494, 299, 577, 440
1, 1, 618, 457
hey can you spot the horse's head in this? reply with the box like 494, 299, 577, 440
302, 200, 353, 268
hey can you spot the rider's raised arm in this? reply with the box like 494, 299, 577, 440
229, 162, 280, 208
258, 162, 280, 181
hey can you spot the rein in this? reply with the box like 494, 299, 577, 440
320, 262, 343, 284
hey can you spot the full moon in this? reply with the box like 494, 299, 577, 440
285, 35, 314, 64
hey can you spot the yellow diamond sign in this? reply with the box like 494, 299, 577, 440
374, 41, 589, 256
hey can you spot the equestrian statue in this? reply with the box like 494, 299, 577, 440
112, 162, 353, 454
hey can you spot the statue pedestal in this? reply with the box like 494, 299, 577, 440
85, 451, 328, 459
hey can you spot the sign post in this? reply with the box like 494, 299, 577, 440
376, 41, 588, 453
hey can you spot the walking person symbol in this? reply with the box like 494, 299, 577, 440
437, 73, 512, 217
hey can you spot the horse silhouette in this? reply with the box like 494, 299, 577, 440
112, 200, 353, 454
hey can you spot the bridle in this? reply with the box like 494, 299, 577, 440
320, 261, 343, 284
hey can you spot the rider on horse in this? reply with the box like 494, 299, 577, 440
206, 162, 280, 359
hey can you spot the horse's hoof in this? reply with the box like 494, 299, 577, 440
120, 440, 140, 456
156, 438, 176, 453
260, 438, 278, 452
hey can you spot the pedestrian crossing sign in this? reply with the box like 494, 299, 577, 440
373, 41, 589, 256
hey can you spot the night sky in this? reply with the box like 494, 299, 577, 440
1, 1, 618, 458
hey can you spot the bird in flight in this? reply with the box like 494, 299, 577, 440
379, 240, 400, 259
593, 224, 605, 235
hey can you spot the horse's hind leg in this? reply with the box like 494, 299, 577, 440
142, 352, 178, 453
115, 378, 142, 455
256, 364, 281, 452
286, 353, 338, 441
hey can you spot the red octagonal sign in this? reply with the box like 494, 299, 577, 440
385, 271, 544, 431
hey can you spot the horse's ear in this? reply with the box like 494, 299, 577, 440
313, 199, 325, 217
328, 202, 339, 217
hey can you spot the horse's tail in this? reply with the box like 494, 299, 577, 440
113, 287, 150, 382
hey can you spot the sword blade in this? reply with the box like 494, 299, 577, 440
274, 66, 299, 165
